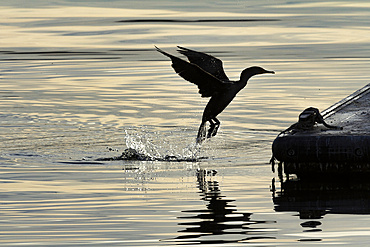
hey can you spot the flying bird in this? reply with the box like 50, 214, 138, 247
156, 46, 274, 143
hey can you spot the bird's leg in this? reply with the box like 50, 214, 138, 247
207, 119, 215, 139
196, 121, 207, 144
210, 118, 220, 137
207, 118, 220, 138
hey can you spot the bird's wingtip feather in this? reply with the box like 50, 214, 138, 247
155, 46, 169, 56
177, 46, 191, 52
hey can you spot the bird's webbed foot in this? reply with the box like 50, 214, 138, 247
207, 118, 220, 138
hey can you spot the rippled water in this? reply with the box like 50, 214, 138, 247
1, 1, 370, 246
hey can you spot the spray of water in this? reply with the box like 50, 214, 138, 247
124, 127, 204, 161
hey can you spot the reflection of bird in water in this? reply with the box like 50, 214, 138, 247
156, 46, 274, 143
167, 169, 275, 245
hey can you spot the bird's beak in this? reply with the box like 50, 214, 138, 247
266, 70, 275, 74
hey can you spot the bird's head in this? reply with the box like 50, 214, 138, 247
241, 66, 275, 78
240, 66, 274, 83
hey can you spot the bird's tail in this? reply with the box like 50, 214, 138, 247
196, 122, 207, 144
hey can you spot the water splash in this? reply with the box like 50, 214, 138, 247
124, 128, 162, 159
99, 127, 205, 162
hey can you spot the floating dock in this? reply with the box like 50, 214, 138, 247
272, 83, 370, 177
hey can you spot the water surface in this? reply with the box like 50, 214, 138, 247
1, 1, 370, 246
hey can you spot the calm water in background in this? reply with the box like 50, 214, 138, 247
1, 0, 370, 246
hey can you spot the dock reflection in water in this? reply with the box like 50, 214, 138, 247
166, 169, 276, 245
272, 176, 370, 241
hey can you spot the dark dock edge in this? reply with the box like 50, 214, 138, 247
272, 83, 370, 177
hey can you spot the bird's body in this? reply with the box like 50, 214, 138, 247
156, 46, 274, 143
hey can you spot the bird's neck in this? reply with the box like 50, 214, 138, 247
237, 73, 251, 89
240, 70, 254, 84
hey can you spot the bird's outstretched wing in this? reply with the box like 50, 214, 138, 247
177, 46, 229, 81
156, 46, 229, 97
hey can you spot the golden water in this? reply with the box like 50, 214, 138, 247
1, 1, 370, 246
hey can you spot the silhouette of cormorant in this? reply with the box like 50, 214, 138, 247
156, 46, 274, 143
